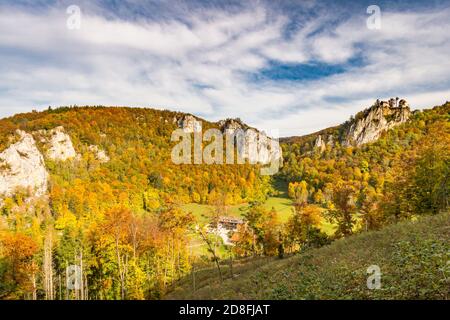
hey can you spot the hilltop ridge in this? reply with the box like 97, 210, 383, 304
283, 98, 413, 151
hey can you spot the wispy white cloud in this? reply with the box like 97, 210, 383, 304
0, 1, 449, 136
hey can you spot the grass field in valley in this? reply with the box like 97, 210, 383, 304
181, 194, 337, 258
181, 196, 336, 235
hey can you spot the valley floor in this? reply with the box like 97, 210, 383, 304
181, 195, 336, 257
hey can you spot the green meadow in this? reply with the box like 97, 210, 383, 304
181, 195, 337, 238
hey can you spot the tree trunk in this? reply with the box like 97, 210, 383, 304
65, 261, 69, 300
199, 228, 223, 283
192, 265, 196, 292
43, 231, 54, 300
80, 250, 84, 300
31, 273, 37, 300
59, 274, 62, 300
229, 255, 234, 278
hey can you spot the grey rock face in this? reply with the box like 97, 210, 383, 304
0, 130, 49, 198
219, 119, 282, 165
344, 98, 411, 146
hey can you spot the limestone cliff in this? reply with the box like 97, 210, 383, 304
218, 118, 249, 132
219, 118, 282, 165
314, 135, 326, 152
35, 126, 78, 161
344, 98, 411, 146
0, 125, 104, 201
175, 115, 281, 164
0, 130, 49, 198
177, 115, 202, 133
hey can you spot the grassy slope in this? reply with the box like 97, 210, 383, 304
167, 212, 450, 300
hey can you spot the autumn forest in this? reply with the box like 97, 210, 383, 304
0, 101, 449, 300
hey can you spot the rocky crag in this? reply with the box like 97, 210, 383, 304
313, 98, 411, 150
174, 115, 282, 165
35, 126, 78, 161
0, 130, 49, 198
344, 98, 411, 146
0, 126, 109, 201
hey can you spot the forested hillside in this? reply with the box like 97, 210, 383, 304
0, 107, 272, 206
279, 102, 449, 234
0, 106, 271, 299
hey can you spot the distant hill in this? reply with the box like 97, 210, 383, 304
281, 97, 412, 148
0, 106, 274, 209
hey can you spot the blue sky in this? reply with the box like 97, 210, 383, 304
1, 0, 450, 136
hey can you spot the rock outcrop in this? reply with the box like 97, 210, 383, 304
0, 125, 106, 202
177, 115, 202, 133
344, 98, 411, 146
314, 135, 326, 152
0, 130, 49, 198
35, 126, 78, 161
175, 115, 281, 165
88, 145, 110, 163
327, 135, 334, 147
219, 118, 282, 165
313, 134, 334, 152
218, 118, 248, 133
